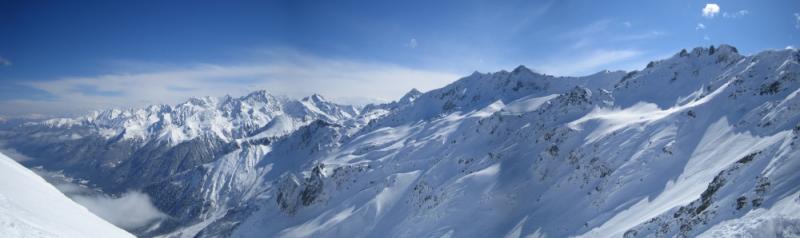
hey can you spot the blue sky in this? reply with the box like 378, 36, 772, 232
1, 0, 799, 117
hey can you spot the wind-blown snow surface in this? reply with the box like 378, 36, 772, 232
2, 45, 800, 237
0, 152, 133, 238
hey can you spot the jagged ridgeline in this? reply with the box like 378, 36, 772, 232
2, 45, 800, 237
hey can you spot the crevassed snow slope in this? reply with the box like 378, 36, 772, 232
0, 152, 133, 238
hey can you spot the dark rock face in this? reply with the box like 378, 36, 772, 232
300, 164, 325, 206
276, 175, 302, 214
736, 196, 747, 210
558, 86, 593, 106
3, 126, 229, 192
695, 171, 725, 215
276, 163, 326, 214
3, 125, 137, 186
116, 135, 230, 188
141, 166, 212, 234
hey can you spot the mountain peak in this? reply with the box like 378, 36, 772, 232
674, 44, 740, 58
690, 44, 739, 57
399, 88, 423, 104
512, 65, 533, 74
241, 90, 276, 102
303, 93, 327, 103
245, 89, 268, 97
717, 44, 739, 54
185, 96, 217, 107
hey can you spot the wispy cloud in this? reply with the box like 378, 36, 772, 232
406, 38, 418, 49
560, 19, 613, 39
559, 20, 612, 50
696, 23, 706, 30
509, 1, 554, 35
70, 84, 124, 97
0, 51, 459, 117
534, 49, 644, 76
561, 19, 664, 50
71, 191, 167, 230
31, 169, 166, 231
795, 13, 800, 29
548, 20, 661, 75
722, 10, 749, 18
569, 38, 593, 50
612, 31, 665, 41
702, 3, 720, 18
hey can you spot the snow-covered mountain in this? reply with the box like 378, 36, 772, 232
3, 92, 359, 191
34, 91, 358, 145
2, 44, 800, 237
0, 152, 134, 238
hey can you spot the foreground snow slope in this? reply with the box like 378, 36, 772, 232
0, 152, 133, 238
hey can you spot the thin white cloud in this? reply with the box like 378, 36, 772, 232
696, 23, 706, 30
561, 19, 663, 51
1, 51, 459, 117
0, 146, 34, 162
30, 169, 167, 231
704, 35, 711, 41
509, 1, 554, 35
560, 19, 613, 39
548, 19, 662, 76
407, 38, 418, 49
723, 10, 749, 18
702, 3, 720, 18
570, 31, 665, 50
613, 31, 665, 41
71, 191, 167, 230
570, 38, 592, 49
795, 13, 800, 29
534, 49, 643, 76
560, 20, 611, 50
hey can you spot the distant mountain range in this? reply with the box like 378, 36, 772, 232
1, 44, 799, 237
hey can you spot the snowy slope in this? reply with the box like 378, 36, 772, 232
224, 45, 800, 238
0, 152, 134, 238
2, 45, 800, 238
